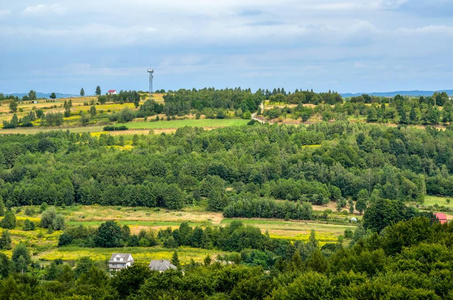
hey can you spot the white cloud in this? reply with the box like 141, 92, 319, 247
22, 4, 66, 16
1, 0, 453, 92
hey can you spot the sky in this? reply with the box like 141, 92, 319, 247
1, 0, 453, 95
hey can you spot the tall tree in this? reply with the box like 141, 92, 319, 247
355, 189, 369, 215
0, 230, 12, 250
95, 86, 101, 96
9, 101, 18, 113
0, 210, 16, 229
171, 251, 180, 268
89, 105, 97, 116
94, 221, 123, 247
12, 243, 30, 273
0, 197, 4, 216
80, 88, 85, 97
28, 90, 37, 100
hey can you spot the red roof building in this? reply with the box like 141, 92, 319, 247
434, 213, 447, 224
107, 90, 117, 95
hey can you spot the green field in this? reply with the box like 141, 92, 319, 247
423, 195, 453, 208
118, 118, 249, 129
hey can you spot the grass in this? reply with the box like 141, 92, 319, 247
423, 195, 453, 208
0, 117, 248, 135
118, 119, 249, 129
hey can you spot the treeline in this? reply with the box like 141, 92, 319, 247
98, 90, 141, 106
269, 89, 343, 105
163, 88, 264, 116
1, 216, 452, 299
1, 123, 453, 212
2, 111, 65, 129
223, 197, 313, 220
263, 92, 453, 125
58, 219, 287, 254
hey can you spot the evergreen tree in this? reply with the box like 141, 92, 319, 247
28, 90, 37, 100
398, 106, 408, 124
9, 101, 18, 113
308, 230, 319, 249
22, 219, 35, 231
0, 210, 16, 229
50, 92, 57, 99
290, 250, 303, 271
307, 249, 328, 273
204, 254, 211, 266
348, 199, 355, 214
12, 243, 30, 272
409, 107, 418, 124
89, 105, 97, 116
171, 251, 180, 268
0, 230, 12, 250
80, 88, 85, 97
95, 86, 101, 96
0, 197, 4, 217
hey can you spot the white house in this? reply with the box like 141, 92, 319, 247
109, 253, 134, 272
107, 90, 117, 95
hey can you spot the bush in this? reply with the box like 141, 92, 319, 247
22, 219, 35, 231
24, 207, 35, 216
103, 125, 128, 131
40, 208, 65, 231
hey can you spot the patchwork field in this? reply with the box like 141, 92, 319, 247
0, 118, 250, 135
0, 203, 357, 264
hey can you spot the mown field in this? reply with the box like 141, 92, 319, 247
0, 203, 357, 264
118, 119, 249, 129
0, 118, 250, 135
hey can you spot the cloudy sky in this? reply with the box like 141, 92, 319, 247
1, 0, 453, 94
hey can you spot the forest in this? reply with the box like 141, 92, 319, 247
0, 216, 452, 299
1, 121, 453, 211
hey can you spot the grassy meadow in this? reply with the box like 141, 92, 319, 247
0, 203, 356, 264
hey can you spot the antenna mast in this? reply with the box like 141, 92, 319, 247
147, 68, 154, 94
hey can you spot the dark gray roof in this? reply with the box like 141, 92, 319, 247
109, 253, 133, 263
148, 259, 177, 271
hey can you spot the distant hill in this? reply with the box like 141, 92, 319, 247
341, 90, 453, 98
5, 92, 78, 99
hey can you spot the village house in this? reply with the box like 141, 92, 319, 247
148, 259, 177, 272
109, 253, 134, 272
107, 90, 117, 95
434, 212, 448, 224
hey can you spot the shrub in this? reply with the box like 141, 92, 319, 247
103, 125, 128, 131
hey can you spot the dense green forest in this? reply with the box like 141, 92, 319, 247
1, 122, 453, 211
1, 216, 452, 299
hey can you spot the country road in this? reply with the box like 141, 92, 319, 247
251, 102, 267, 124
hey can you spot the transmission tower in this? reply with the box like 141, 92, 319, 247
147, 68, 154, 94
